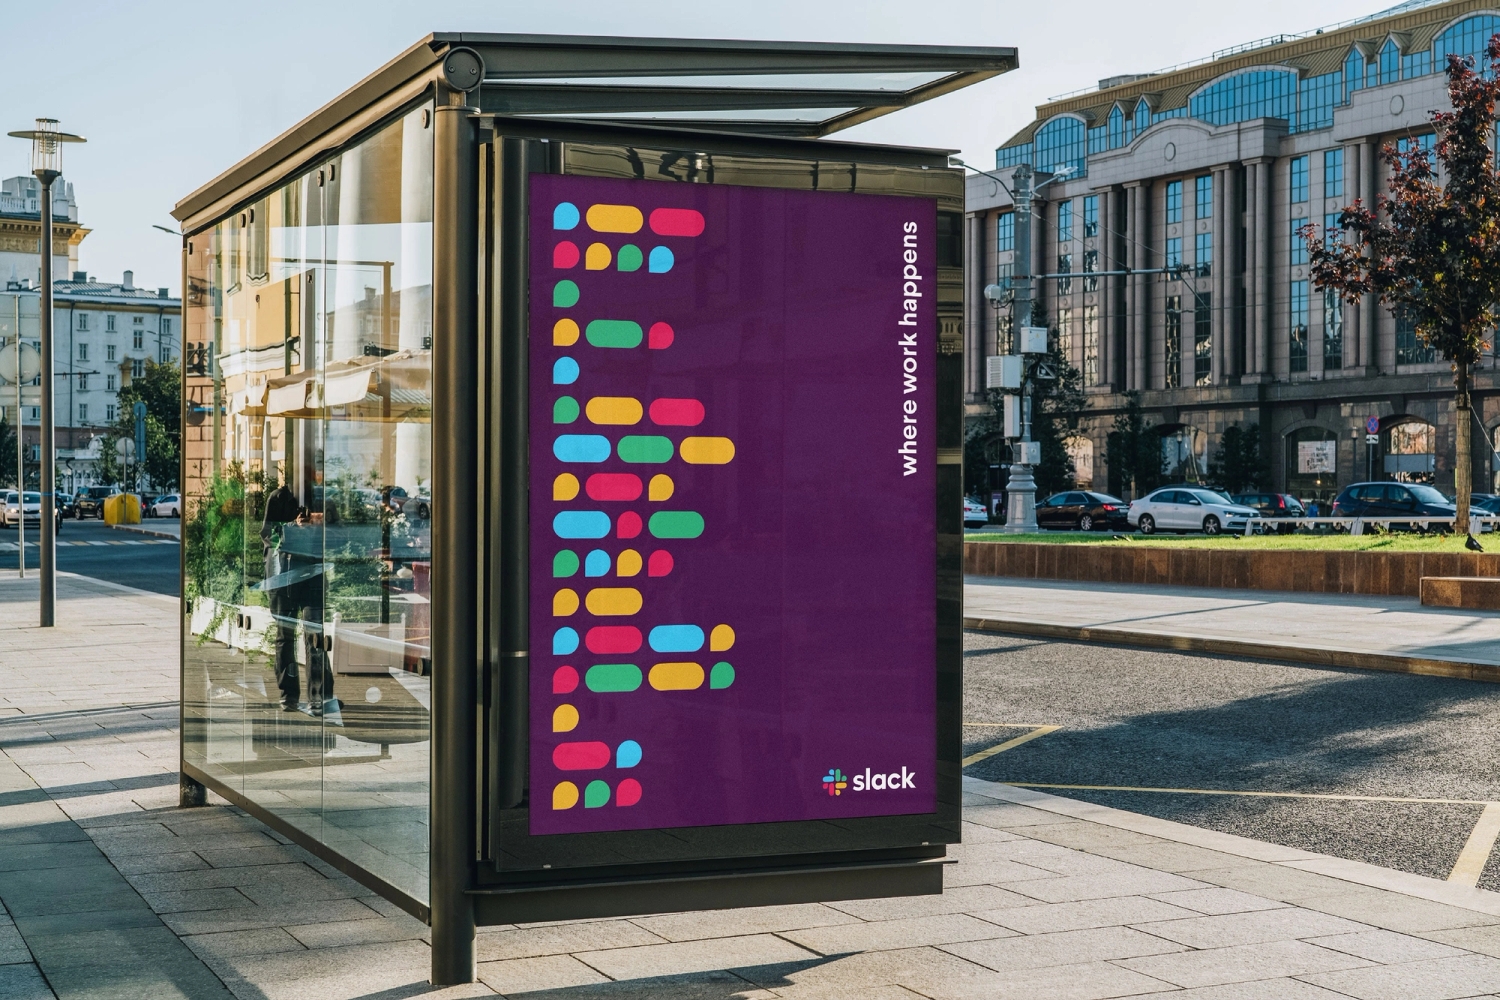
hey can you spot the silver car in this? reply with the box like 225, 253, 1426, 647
1128, 488, 1257, 536
0, 491, 60, 532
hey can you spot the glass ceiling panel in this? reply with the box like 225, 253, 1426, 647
488, 72, 950, 90
527, 107, 859, 123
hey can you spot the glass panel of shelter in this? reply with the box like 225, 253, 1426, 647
183, 104, 434, 905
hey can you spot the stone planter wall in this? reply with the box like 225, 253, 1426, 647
964, 542, 1500, 597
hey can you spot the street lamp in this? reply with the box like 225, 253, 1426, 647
7, 118, 84, 627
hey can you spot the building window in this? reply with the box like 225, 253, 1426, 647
1324, 149, 1344, 198
106, 404, 116, 422
1165, 295, 1182, 389
1194, 292, 1212, 386
1290, 280, 1309, 372
77, 314, 87, 331
132, 330, 143, 349
1083, 304, 1100, 385
160, 345, 171, 364
1166, 237, 1183, 273
1033, 116, 1088, 177
1291, 156, 1310, 203
77, 342, 87, 361
1195, 233, 1213, 277
1057, 253, 1072, 294
1165, 180, 1183, 224
131, 359, 144, 378
1083, 195, 1099, 237
1291, 218, 1309, 265
77, 374, 87, 390
106, 374, 116, 391
997, 212, 1015, 253
1083, 249, 1099, 291
162, 318, 172, 336
1346, 50, 1365, 102
105, 314, 116, 332
1398, 133, 1436, 158
1379, 39, 1400, 85
1057, 200, 1073, 243
77, 404, 87, 423
1195, 175, 1213, 219
1324, 212, 1344, 243
1397, 310, 1435, 364
106, 344, 116, 362
27, 408, 37, 421
1324, 290, 1344, 369
133, 315, 143, 325
1057, 307, 1073, 356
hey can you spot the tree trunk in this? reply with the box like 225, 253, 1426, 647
1456, 361, 1472, 535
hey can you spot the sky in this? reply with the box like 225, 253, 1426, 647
0, 0, 1390, 296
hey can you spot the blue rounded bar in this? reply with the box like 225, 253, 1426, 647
648, 624, 705, 653
552, 627, 579, 655
553, 434, 611, 463
553, 510, 612, 539
648, 246, 675, 273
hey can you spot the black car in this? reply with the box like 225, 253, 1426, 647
72, 485, 120, 519
1331, 481, 1457, 523
1232, 492, 1305, 518
1035, 490, 1131, 531
1470, 493, 1500, 515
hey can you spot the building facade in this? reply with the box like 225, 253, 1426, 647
966, 0, 1500, 504
0, 175, 85, 289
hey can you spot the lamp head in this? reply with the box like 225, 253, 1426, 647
7, 118, 85, 181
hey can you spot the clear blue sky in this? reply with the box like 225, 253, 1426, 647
1, 0, 1381, 296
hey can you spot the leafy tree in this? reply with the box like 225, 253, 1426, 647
1208, 424, 1267, 494
1106, 391, 1161, 499
97, 360, 180, 492
1303, 37, 1500, 533
1031, 345, 1086, 498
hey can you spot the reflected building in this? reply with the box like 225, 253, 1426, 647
965, 0, 1500, 503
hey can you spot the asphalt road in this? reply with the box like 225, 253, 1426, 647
0, 518, 179, 595
963, 630, 1500, 891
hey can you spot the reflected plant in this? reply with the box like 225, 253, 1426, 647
184, 466, 247, 643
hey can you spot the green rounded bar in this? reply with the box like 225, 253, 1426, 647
648, 511, 705, 539
553, 396, 580, 423
553, 550, 580, 577
554, 280, 580, 307
709, 661, 735, 689
617, 435, 674, 463
585, 320, 644, 348
585, 663, 643, 692
617, 244, 643, 272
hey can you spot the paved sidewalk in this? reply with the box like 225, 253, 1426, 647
11, 573, 1500, 995
967, 576, 1500, 677
106, 520, 180, 540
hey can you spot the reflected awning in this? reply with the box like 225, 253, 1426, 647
256, 352, 432, 420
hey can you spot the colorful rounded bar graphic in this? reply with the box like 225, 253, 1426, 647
585, 663, 642, 692
552, 704, 578, 732
648, 550, 674, 576
553, 741, 611, 770
553, 242, 580, 268
584, 549, 611, 577
617, 245, 643, 272
554, 550, 580, 577
585, 472, 642, 501
648, 322, 674, 349
617, 436, 673, 463
649, 625, 703, 653
553, 665, 579, 694
553, 510, 611, 538
572, 660, 734, 694
554, 396, 580, 424
710, 624, 736, 651
586, 397, 643, 425
617, 549, 643, 576
586, 204, 643, 233
649, 207, 705, 237
679, 436, 735, 465
553, 473, 580, 501
649, 662, 704, 690
554, 280, 579, 308
617, 511, 643, 539
553, 628, 579, 654
648, 511, 704, 539
586, 320, 643, 349
554, 203, 581, 230
553, 435, 610, 463
648, 474, 674, 501
585, 243, 612, 270
586, 625, 641, 654
648, 398, 704, 427
585, 587, 643, 616
552, 778, 640, 809
552, 357, 579, 385
553, 319, 579, 346
648, 246, 674, 273
553, 589, 580, 616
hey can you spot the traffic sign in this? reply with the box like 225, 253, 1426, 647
1366, 415, 1380, 435
0, 342, 40, 386
1366, 433, 1380, 445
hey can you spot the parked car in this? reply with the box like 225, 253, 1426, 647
963, 497, 988, 528
1469, 493, 1500, 516
1035, 491, 1131, 531
1231, 492, 1305, 532
0, 491, 61, 532
149, 494, 182, 518
72, 485, 120, 519
1330, 482, 1456, 525
402, 495, 431, 520
1128, 488, 1258, 535
56, 493, 73, 518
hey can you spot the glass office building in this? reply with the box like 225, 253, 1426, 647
175, 33, 1013, 983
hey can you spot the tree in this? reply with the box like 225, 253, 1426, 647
1106, 391, 1161, 499
1303, 37, 1500, 534
1208, 424, 1266, 494
1030, 345, 1086, 498
97, 360, 180, 491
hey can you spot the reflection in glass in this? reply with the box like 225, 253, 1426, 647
182, 104, 433, 903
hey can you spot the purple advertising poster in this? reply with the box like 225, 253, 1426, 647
529, 173, 936, 835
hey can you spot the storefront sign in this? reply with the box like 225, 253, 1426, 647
529, 175, 937, 834
1298, 440, 1337, 474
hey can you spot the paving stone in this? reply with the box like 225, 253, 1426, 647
973, 894, 1203, 935
940, 924, 1187, 972
1147, 887, 1289, 916
1159, 980, 1353, 999
1131, 907, 1370, 948
781, 913, 1015, 955
1301, 953, 1500, 1000
284, 914, 428, 949
575, 934, 819, 980
475, 918, 666, 961
919, 959, 1177, 1000
1000, 867, 1209, 903
1422, 925, 1500, 959
159, 899, 384, 936
1116, 938, 1372, 988
1295, 888, 1500, 935
0, 962, 55, 999
630, 903, 859, 942
1308, 928, 1470, 964
733, 945, 1003, 995
821, 884, 1034, 921
475, 953, 611, 994
182, 926, 307, 959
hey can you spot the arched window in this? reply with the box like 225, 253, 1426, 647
1386, 419, 1436, 484
1159, 425, 1206, 483
1134, 99, 1151, 137
1380, 39, 1401, 84
1108, 106, 1124, 149
1189, 68, 1299, 129
1032, 116, 1088, 177
1345, 49, 1365, 102
1434, 14, 1500, 73
1286, 427, 1339, 504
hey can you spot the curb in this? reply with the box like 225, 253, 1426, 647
106, 523, 180, 541
963, 615, 1500, 684
964, 776, 1500, 918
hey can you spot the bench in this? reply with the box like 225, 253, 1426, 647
1420, 576, 1500, 611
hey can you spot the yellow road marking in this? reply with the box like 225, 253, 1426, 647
1002, 781, 1497, 807
964, 722, 1056, 728
963, 726, 1060, 767
1450, 802, 1500, 885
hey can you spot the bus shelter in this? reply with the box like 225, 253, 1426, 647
172, 33, 1015, 983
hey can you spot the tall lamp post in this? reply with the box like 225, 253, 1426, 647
8, 119, 85, 627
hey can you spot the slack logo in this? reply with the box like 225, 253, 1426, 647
823, 767, 916, 794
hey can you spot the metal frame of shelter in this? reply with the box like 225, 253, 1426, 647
173, 33, 1016, 984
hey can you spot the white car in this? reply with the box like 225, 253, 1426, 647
150, 494, 181, 518
964, 497, 988, 528
1128, 488, 1257, 536
0, 491, 60, 532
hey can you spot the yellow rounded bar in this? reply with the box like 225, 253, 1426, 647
553, 781, 580, 809
710, 624, 735, 651
648, 474, 674, 501
585, 242, 613, 270
585, 587, 643, 616
553, 473, 580, 501
586, 396, 644, 425
586, 204, 644, 234
679, 436, 736, 465
616, 549, 643, 577
552, 704, 579, 733
649, 662, 705, 691
553, 318, 580, 346
553, 588, 580, 616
